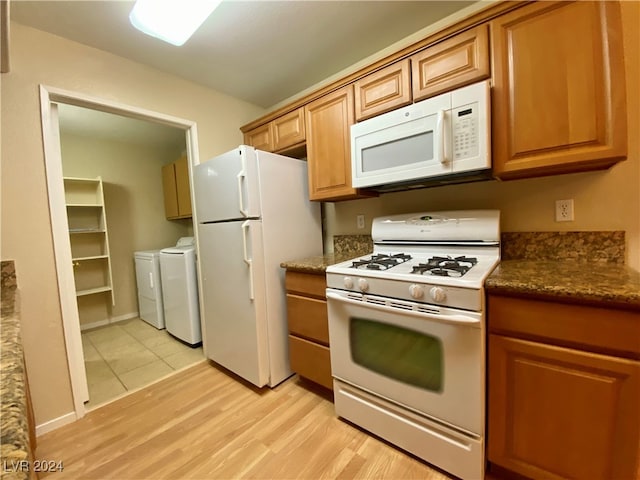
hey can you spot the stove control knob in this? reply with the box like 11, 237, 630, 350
409, 284, 424, 299
358, 278, 370, 292
343, 276, 354, 289
430, 287, 446, 303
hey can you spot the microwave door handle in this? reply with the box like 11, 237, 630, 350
326, 291, 480, 326
436, 109, 446, 164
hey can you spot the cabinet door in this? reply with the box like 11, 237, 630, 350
488, 334, 640, 480
162, 162, 179, 219
411, 24, 489, 102
490, 1, 627, 179
305, 85, 374, 201
174, 155, 192, 218
273, 108, 305, 152
354, 59, 412, 121
243, 123, 273, 152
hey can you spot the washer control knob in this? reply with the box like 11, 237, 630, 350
358, 278, 369, 292
409, 284, 424, 299
430, 286, 446, 303
343, 276, 354, 289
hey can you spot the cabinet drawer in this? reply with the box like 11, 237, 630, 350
287, 294, 329, 345
289, 335, 333, 390
285, 271, 326, 299
354, 59, 412, 121
488, 295, 640, 359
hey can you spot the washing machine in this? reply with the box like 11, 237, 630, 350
134, 250, 165, 329
160, 237, 202, 345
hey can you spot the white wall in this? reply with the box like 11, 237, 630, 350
1, 22, 265, 426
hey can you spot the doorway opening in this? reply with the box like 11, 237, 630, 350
40, 85, 202, 422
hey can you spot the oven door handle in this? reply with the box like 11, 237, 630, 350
326, 291, 480, 325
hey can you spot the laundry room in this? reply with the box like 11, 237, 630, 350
58, 103, 204, 408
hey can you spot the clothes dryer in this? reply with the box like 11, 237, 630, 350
160, 237, 201, 345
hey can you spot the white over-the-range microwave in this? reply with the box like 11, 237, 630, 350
351, 80, 491, 192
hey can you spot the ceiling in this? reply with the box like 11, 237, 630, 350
57, 103, 187, 149
10, 0, 478, 109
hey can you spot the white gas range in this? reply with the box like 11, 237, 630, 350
326, 210, 500, 480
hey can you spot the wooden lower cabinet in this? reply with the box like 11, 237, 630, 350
487, 295, 640, 480
285, 271, 333, 390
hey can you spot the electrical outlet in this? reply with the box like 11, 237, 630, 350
356, 214, 365, 229
555, 199, 574, 222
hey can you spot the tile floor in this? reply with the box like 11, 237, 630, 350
81, 317, 204, 410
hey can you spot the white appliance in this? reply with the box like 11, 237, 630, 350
193, 145, 322, 388
134, 250, 165, 329
326, 210, 500, 480
351, 80, 491, 192
160, 237, 201, 346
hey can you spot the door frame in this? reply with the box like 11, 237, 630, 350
39, 84, 199, 420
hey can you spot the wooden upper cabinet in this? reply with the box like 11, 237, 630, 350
174, 155, 192, 218
305, 85, 375, 201
243, 108, 306, 155
411, 24, 489, 102
354, 59, 412, 121
243, 123, 273, 151
272, 108, 305, 152
490, 1, 627, 179
162, 162, 179, 219
162, 155, 192, 220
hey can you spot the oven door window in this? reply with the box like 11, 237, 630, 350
349, 317, 443, 392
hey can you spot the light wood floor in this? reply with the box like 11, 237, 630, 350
36, 361, 454, 479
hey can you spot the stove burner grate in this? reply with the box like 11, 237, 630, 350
351, 253, 412, 271
411, 256, 478, 277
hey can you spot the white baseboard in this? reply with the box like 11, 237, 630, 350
80, 312, 138, 331
36, 411, 77, 437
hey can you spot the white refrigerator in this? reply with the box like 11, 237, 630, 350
193, 145, 322, 387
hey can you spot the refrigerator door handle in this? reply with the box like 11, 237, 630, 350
241, 221, 254, 300
149, 272, 154, 289
237, 171, 248, 217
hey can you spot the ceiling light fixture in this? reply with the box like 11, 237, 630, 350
129, 0, 222, 47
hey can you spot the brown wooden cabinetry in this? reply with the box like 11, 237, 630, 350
354, 60, 412, 121
487, 295, 640, 480
162, 155, 192, 220
490, 1, 627, 179
411, 24, 489, 102
272, 108, 305, 152
243, 107, 306, 155
243, 123, 272, 152
285, 271, 332, 390
305, 86, 375, 202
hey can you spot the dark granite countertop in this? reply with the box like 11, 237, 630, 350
281, 233, 639, 311
1, 261, 31, 480
486, 260, 640, 310
280, 253, 359, 274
